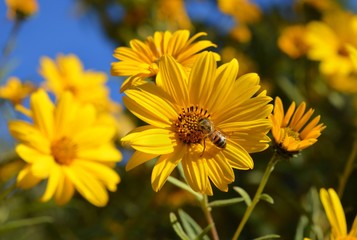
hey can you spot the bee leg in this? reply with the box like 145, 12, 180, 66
200, 139, 206, 157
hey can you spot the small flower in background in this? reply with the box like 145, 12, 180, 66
156, 0, 192, 30
217, 0, 261, 42
304, 10, 357, 76
320, 188, 357, 240
270, 96, 325, 158
8, 90, 122, 207
110, 30, 218, 92
278, 25, 308, 59
121, 51, 272, 195
39, 54, 119, 114
0, 77, 36, 105
0, 160, 24, 183
5, 0, 38, 21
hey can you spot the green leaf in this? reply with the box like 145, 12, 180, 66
178, 209, 210, 240
208, 197, 245, 208
170, 212, 190, 240
0, 216, 53, 233
194, 224, 212, 240
260, 193, 274, 204
253, 234, 280, 240
233, 186, 251, 206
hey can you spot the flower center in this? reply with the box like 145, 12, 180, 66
51, 137, 77, 165
174, 106, 211, 144
284, 127, 300, 142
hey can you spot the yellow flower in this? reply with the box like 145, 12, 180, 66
278, 25, 308, 59
5, 0, 38, 20
121, 51, 272, 195
111, 30, 218, 92
39, 54, 119, 113
218, 0, 261, 42
156, 0, 192, 29
9, 90, 122, 207
0, 77, 35, 105
304, 11, 357, 76
270, 97, 325, 157
320, 188, 357, 240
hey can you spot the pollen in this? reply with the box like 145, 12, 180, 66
51, 137, 77, 165
284, 127, 300, 142
174, 106, 210, 144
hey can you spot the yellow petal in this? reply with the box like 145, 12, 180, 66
224, 139, 254, 169
54, 171, 75, 205
16, 165, 42, 189
64, 166, 108, 207
16, 144, 50, 163
188, 51, 217, 107
182, 145, 208, 193
151, 143, 184, 191
206, 152, 234, 192
9, 121, 50, 153
156, 55, 189, 107
30, 89, 54, 140
121, 125, 175, 155
41, 164, 61, 202
123, 86, 177, 128
73, 160, 120, 192
126, 151, 159, 171
31, 157, 56, 178
77, 143, 122, 162
73, 126, 116, 148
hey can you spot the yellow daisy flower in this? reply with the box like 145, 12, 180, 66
0, 77, 35, 105
8, 90, 122, 207
39, 54, 119, 113
156, 0, 192, 29
270, 97, 326, 157
5, 0, 38, 20
111, 30, 218, 92
320, 188, 357, 240
121, 51, 272, 195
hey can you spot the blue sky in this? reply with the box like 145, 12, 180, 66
0, 0, 122, 99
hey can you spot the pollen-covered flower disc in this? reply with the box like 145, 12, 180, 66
121, 51, 273, 195
9, 90, 122, 207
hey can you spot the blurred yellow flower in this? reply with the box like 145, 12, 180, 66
157, 0, 191, 30
278, 25, 308, 59
218, 0, 261, 42
39, 54, 119, 113
5, 0, 38, 20
9, 90, 122, 207
111, 30, 218, 92
305, 11, 357, 76
0, 77, 35, 105
270, 97, 325, 157
320, 188, 357, 240
121, 52, 272, 195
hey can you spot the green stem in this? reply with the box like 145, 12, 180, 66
200, 194, 219, 240
0, 20, 21, 67
337, 138, 357, 198
232, 152, 280, 240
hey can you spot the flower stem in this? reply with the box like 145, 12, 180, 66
200, 194, 219, 240
232, 152, 280, 240
0, 20, 21, 67
337, 138, 357, 198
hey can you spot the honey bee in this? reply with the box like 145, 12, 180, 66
198, 118, 226, 156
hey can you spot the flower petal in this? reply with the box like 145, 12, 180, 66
54, 172, 75, 205
126, 151, 159, 171
17, 165, 42, 189
77, 143, 122, 162
151, 142, 185, 191
121, 125, 175, 155
41, 164, 61, 202
224, 139, 254, 169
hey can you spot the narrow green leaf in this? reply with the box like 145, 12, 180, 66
178, 209, 209, 240
233, 186, 251, 206
194, 224, 212, 240
208, 197, 245, 208
167, 176, 203, 201
0, 216, 53, 233
260, 193, 274, 204
253, 234, 280, 240
170, 212, 190, 240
